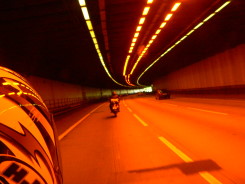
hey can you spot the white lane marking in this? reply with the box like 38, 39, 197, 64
187, 107, 228, 115
199, 171, 223, 184
124, 103, 147, 126
58, 103, 105, 140
159, 136, 223, 184
127, 107, 132, 112
159, 136, 192, 162
133, 114, 148, 126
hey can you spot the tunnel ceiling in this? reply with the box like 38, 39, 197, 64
0, 0, 244, 88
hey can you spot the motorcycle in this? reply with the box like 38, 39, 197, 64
110, 98, 120, 117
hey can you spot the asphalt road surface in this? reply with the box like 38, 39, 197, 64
55, 95, 245, 184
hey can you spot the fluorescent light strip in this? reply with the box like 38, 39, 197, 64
81, 1, 127, 87
123, 55, 131, 77
160, 22, 167, 28
78, 0, 86, 6
130, 2, 181, 75
147, 0, 154, 4
136, 1, 232, 86
136, 26, 142, 31
86, 20, 93, 30
134, 32, 140, 37
123, 0, 154, 77
171, 2, 181, 11
155, 29, 161, 34
143, 7, 150, 15
82, 7, 90, 20
215, 1, 231, 12
165, 13, 173, 21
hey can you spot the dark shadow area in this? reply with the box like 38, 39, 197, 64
128, 159, 221, 175
105, 115, 117, 119
0, 176, 9, 184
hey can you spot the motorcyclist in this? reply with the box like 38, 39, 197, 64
109, 91, 120, 112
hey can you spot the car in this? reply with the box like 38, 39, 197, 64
155, 89, 170, 99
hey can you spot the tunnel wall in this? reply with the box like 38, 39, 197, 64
153, 44, 245, 98
26, 76, 134, 114
26, 76, 107, 114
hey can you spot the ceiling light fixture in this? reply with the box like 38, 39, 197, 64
78, 0, 86, 6
123, 55, 131, 76
155, 29, 161, 34
152, 35, 157, 39
123, 0, 154, 77
81, 7, 90, 20
134, 32, 140, 37
136, 0, 232, 86
80, 1, 127, 87
160, 22, 167, 28
143, 7, 150, 15
86, 20, 93, 30
132, 38, 137, 42
139, 17, 146, 24
147, 0, 154, 4
130, 2, 182, 76
165, 13, 173, 21
171, 2, 181, 11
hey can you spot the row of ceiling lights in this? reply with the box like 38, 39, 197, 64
79, 0, 128, 87
123, 0, 154, 79
124, 1, 182, 86
79, 0, 231, 88
136, 0, 232, 86
130, 2, 182, 77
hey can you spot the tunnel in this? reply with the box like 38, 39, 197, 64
0, 0, 245, 183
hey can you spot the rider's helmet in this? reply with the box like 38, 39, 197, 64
112, 91, 117, 95
0, 66, 62, 184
